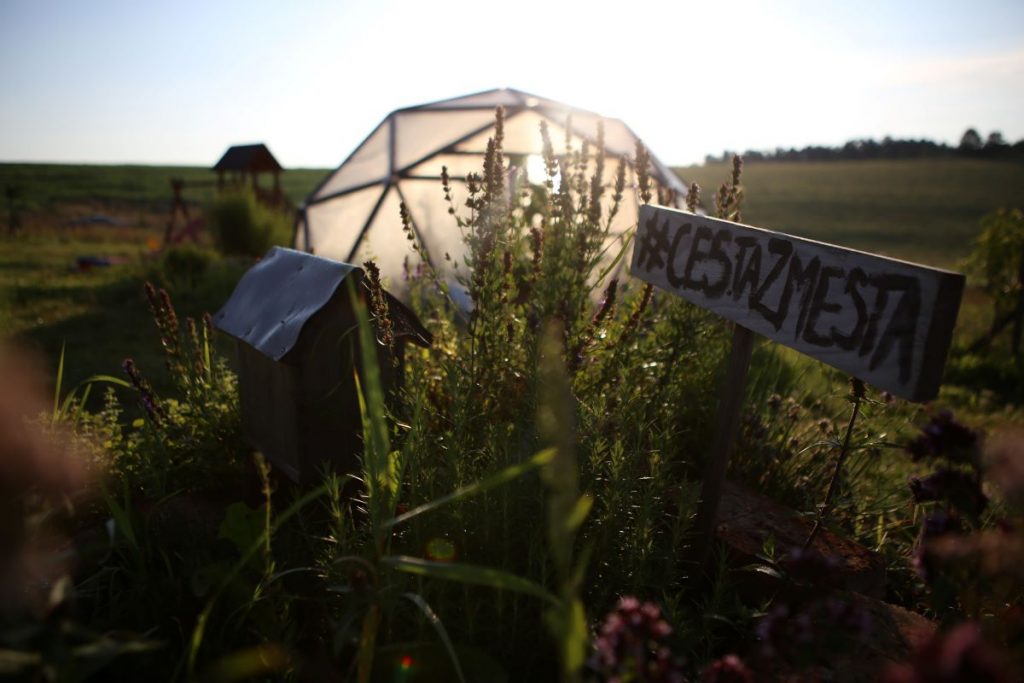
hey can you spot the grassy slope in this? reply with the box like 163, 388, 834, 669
0, 163, 330, 211
674, 159, 1024, 269
1, 163, 331, 391
0, 231, 246, 397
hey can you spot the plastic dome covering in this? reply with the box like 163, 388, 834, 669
295, 88, 687, 294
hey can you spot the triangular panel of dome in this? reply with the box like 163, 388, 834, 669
406, 153, 486, 180
349, 186, 413, 288
397, 178, 467, 276
311, 121, 391, 201
393, 109, 499, 172
452, 109, 574, 156
304, 185, 385, 260
416, 88, 529, 110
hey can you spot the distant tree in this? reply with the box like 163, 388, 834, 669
959, 128, 983, 151
718, 134, 961, 164
985, 131, 1008, 149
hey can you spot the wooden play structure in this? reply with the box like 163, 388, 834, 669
163, 143, 287, 247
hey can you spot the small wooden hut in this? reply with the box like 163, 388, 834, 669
213, 247, 431, 484
213, 143, 285, 205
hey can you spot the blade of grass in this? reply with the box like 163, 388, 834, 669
357, 605, 380, 683
402, 592, 466, 683
348, 278, 401, 545
382, 556, 559, 607
186, 484, 328, 676
593, 231, 634, 283
380, 447, 556, 529
51, 341, 66, 423
101, 487, 137, 549
59, 374, 130, 421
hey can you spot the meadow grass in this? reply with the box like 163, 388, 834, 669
0, 162, 328, 212
0, 228, 246, 397
675, 159, 1024, 269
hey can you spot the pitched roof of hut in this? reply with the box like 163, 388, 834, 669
213, 143, 283, 173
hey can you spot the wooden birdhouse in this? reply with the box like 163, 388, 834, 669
213, 247, 431, 484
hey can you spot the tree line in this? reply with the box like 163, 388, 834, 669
706, 129, 1024, 163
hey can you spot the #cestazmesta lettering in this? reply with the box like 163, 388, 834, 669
636, 218, 923, 382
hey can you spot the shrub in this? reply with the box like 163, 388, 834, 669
205, 188, 292, 257
159, 243, 221, 287
965, 208, 1024, 348
379, 110, 734, 676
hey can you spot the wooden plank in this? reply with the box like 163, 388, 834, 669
632, 205, 964, 401
690, 323, 755, 575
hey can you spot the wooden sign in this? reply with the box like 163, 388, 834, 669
632, 205, 964, 401
633, 205, 965, 579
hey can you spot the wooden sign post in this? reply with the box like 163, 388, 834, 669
630, 205, 965, 574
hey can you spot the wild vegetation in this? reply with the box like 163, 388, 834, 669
1, 118, 1023, 680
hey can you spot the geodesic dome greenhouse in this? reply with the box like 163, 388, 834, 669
295, 88, 687, 293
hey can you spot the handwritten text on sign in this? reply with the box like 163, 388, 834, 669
632, 205, 964, 401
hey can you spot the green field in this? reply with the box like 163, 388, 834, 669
5, 159, 1022, 268
0, 163, 329, 212
674, 159, 1024, 269
2, 158, 1022, 398
0, 163, 331, 391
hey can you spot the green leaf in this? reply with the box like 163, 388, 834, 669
70, 635, 162, 680
83, 373, 132, 388
55, 371, 131, 423
739, 564, 782, 580
563, 598, 588, 675
382, 556, 559, 607
52, 340, 66, 421
101, 487, 137, 550
348, 279, 401, 538
402, 592, 466, 683
197, 644, 290, 682
218, 502, 266, 556
594, 231, 634, 283
357, 604, 380, 683
0, 649, 41, 674
562, 495, 593, 535
186, 484, 328, 676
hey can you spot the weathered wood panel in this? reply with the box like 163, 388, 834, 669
632, 205, 964, 401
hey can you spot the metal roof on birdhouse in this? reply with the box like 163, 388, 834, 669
213, 247, 430, 360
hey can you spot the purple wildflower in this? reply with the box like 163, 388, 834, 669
913, 510, 965, 582
908, 469, 987, 517
883, 622, 1014, 683
756, 596, 871, 665
122, 358, 164, 423
905, 411, 981, 465
701, 654, 753, 683
589, 596, 684, 683
923, 510, 964, 539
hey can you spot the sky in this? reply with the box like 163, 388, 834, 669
1, 0, 1022, 167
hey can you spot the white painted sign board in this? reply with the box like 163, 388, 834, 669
632, 205, 964, 401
